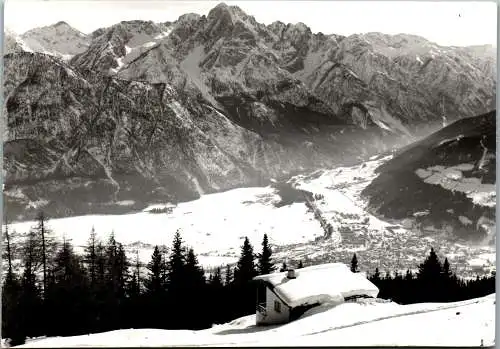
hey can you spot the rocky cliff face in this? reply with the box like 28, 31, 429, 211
3, 3, 496, 221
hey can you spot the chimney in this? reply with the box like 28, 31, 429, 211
287, 269, 296, 279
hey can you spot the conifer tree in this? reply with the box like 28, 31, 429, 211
3, 223, 15, 274
184, 248, 208, 329
350, 253, 359, 273
441, 257, 454, 302
167, 230, 187, 292
370, 267, 381, 282
210, 267, 224, 289
31, 211, 57, 295
442, 258, 452, 279
17, 232, 44, 344
208, 267, 224, 324
84, 226, 99, 285
44, 239, 89, 336
233, 237, 258, 317
257, 234, 275, 275
417, 247, 443, 301
95, 241, 106, 286
185, 248, 206, 286
166, 230, 188, 328
129, 249, 142, 296
144, 245, 167, 295
417, 248, 443, 280
143, 245, 168, 328
102, 233, 129, 329
2, 224, 22, 345
224, 264, 233, 286
233, 237, 257, 286
2, 270, 21, 345
115, 243, 130, 299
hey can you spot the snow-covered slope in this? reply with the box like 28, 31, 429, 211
6, 186, 323, 270
15, 294, 495, 347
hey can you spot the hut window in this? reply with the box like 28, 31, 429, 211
274, 300, 281, 313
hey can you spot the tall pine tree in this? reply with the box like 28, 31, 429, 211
257, 234, 275, 275
224, 264, 233, 286
144, 245, 167, 296
417, 247, 443, 302
144, 245, 168, 328
184, 248, 208, 329
44, 239, 89, 336
2, 223, 22, 346
233, 237, 258, 317
166, 230, 187, 329
350, 253, 359, 273
17, 232, 44, 344
234, 237, 258, 286
83, 226, 99, 286
31, 211, 57, 296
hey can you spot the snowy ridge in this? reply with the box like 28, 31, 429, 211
15, 294, 495, 347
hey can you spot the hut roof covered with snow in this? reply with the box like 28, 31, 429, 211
253, 263, 379, 308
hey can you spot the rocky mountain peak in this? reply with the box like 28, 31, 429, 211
205, 2, 256, 32
208, 2, 247, 19
54, 21, 71, 28
177, 13, 202, 24
19, 21, 89, 59
23, 21, 85, 37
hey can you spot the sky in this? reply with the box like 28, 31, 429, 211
4, 0, 498, 47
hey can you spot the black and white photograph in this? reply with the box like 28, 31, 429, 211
2, 0, 497, 346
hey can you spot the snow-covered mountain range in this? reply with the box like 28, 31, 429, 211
3, 3, 496, 231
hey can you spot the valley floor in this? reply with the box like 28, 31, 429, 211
6, 155, 496, 277
15, 294, 495, 347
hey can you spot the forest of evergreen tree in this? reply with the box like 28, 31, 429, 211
2, 213, 495, 346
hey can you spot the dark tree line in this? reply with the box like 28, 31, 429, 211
349, 249, 495, 305
2, 214, 282, 346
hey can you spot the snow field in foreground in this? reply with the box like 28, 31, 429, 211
17, 294, 495, 347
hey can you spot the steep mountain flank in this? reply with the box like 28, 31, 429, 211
362, 111, 496, 242
3, 52, 394, 220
